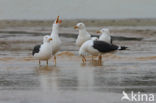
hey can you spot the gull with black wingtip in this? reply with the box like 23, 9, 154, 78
32, 35, 53, 65
79, 37, 127, 63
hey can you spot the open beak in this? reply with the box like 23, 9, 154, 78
48, 38, 53, 42
96, 30, 101, 34
74, 26, 79, 29
56, 16, 62, 24
59, 19, 62, 24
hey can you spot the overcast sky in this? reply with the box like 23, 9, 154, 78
0, 0, 156, 20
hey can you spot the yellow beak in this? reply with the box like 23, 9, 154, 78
48, 38, 53, 41
96, 30, 101, 34
59, 19, 62, 24
56, 16, 59, 23
74, 26, 79, 29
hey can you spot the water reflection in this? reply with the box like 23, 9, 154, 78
36, 65, 95, 92
36, 66, 59, 92
35, 62, 156, 93
0, 55, 156, 94
77, 67, 94, 91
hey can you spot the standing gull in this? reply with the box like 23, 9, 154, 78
50, 16, 62, 65
79, 37, 127, 63
74, 23, 91, 47
32, 35, 53, 65
97, 28, 112, 44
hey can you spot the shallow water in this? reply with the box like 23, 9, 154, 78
0, 27, 156, 103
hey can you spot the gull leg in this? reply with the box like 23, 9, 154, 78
54, 56, 56, 65
98, 55, 102, 64
46, 60, 48, 66
39, 60, 41, 65
81, 56, 86, 63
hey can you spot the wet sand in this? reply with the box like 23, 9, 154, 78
0, 21, 156, 103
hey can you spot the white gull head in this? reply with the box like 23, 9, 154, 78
74, 23, 86, 30
43, 35, 53, 43
100, 28, 110, 34
98, 28, 112, 44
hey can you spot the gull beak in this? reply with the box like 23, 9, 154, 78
96, 30, 101, 34
74, 26, 79, 29
59, 19, 62, 24
56, 16, 59, 24
48, 38, 53, 42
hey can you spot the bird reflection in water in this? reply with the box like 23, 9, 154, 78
34, 62, 96, 92
36, 65, 59, 74
35, 65, 60, 92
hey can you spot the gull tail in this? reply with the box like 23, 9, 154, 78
118, 46, 128, 50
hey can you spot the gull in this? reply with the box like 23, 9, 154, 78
97, 28, 112, 44
79, 37, 127, 63
74, 23, 91, 47
32, 35, 53, 65
50, 16, 62, 65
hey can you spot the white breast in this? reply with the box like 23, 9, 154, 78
76, 35, 90, 47
76, 30, 91, 47
99, 33, 111, 44
34, 43, 52, 60
79, 40, 99, 56
50, 36, 62, 55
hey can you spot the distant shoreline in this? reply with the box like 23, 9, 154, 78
1, 19, 156, 28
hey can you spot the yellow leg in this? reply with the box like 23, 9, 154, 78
81, 56, 86, 63
54, 56, 56, 65
98, 55, 102, 64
